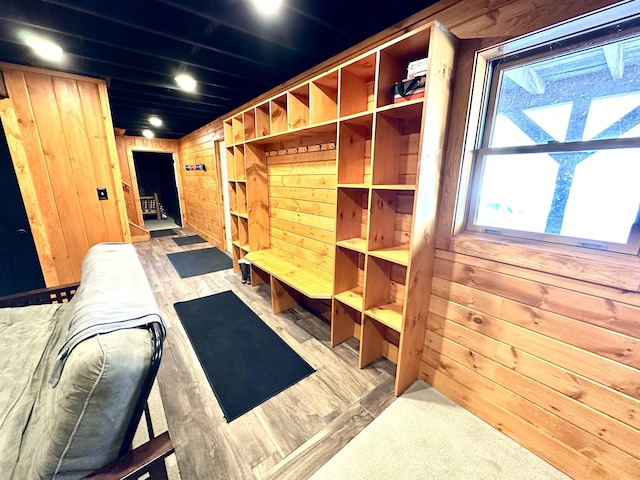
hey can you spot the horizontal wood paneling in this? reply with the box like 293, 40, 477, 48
423, 253, 640, 478
0, 65, 127, 285
178, 125, 224, 248
267, 149, 336, 275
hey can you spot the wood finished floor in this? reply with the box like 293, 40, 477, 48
135, 231, 397, 480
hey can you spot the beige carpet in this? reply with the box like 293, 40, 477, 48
310, 380, 570, 480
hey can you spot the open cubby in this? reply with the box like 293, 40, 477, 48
232, 114, 244, 144
237, 182, 247, 215
338, 114, 373, 186
372, 103, 423, 186
224, 119, 233, 145
363, 256, 406, 332
256, 103, 271, 138
376, 26, 431, 108
340, 53, 377, 117
270, 95, 288, 134
244, 109, 256, 141
368, 189, 413, 266
239, 216, 249, 247
226, 146, 235, 181
336, 188, 368, 251
359, 314, 400, 368
332, 299, 362, 347
288, 84, 310, 130
231, 214, 239, 243
334, 246, 366, 311
228, 182, 238, 213
234, 145, 245, 181
310, 71, 338, 124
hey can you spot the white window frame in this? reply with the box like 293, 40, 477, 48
463, 8, 640, 256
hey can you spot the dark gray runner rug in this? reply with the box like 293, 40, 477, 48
167, 247, 232, 278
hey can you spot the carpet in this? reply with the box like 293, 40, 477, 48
167, 247, 232, 278
310, 380, 570, 480
150, 229, 176, 238
174, 291, 315, 422
173, 235, 207, 246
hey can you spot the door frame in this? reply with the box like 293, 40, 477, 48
126, 145, 185, 229
215, 139, 233, 253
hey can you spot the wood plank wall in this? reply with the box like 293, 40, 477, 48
115, 135, 181, 230
176, 0, 633, 476
419, 0, 640, 478
177, 122, 225, 248
0, 64, 128, 286
266, 139, 337, 275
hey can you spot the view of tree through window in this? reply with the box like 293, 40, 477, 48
471, 32, 640, 252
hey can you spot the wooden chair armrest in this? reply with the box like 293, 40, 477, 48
82, 431, 174, 480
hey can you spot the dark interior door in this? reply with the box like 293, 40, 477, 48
0, 118, 45, 296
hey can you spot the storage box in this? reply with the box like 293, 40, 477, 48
392, 75, 425, 103
407, 57, 428, 78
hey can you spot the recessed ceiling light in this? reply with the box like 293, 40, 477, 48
142, 129, 155, 139
25, 37, 64, 62
175, 74, 196, 92
149, 116, 162, 127
251, 0, 283, 16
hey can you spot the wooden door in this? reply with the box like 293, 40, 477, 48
0, 118, 45, 295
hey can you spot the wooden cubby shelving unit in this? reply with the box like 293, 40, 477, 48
223, 20, 455, 396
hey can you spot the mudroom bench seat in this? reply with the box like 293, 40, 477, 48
244, 248, 332, 314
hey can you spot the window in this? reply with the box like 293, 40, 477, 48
468, 23, 640, 254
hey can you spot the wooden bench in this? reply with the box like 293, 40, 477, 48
244, 249, 332, 314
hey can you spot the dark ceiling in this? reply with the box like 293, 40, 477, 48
0, 0, 438, 139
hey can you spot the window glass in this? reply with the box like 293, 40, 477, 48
470, 31, 640, 252
488, 36, 640, 148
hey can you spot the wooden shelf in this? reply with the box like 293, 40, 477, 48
338, 183, 370, 189
335, 287, 364, 312
371, 184, 416, 191
224, 20, 456, 397
369, 246, 409, 266
246, 120, 337, 145
336, 238, 367, 253
365, 302, 403, 332
377, 98, 424, 115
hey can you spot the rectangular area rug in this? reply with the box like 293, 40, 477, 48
173, 235, 207, 246
150, 229, 176, 238
167, 247, 232, 278
174, 291, 315, 421
310, 380, 569, 480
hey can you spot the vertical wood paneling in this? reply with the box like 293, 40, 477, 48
0, 64, 128, 285
24, 72, 88, 278
0, 98, 59, 284
53, 77, 108, 248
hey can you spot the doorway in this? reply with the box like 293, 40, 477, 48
0, 117, 45, 295
132, 151, 182, 231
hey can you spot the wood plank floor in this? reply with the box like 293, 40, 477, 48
134, 230, 397, 480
